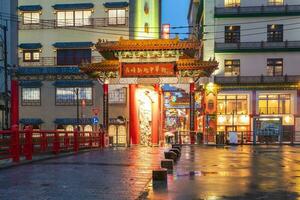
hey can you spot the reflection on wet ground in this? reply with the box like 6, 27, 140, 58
147, 145, 300, 200
1, 146, 300, 200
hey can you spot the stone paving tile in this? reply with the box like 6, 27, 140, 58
0, 147, 166, 200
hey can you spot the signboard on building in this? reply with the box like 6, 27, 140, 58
162, 24, 170, 39
122, 63, 175, 77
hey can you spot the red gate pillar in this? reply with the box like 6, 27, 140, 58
129, 84, 139, 145
190, 82, 196, 144
103, 83, 109, 131
152, 84, 160, 146
11, 80, 19, 126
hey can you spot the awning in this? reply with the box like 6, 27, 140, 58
16, 67, 81, 75
19, 43, 42, 50
18, 5, 42, 11
103, 2, 129, 8
53, 42, 94, 49
54, 118, 93, 125
19, 80, 43, 88
20, 118, 44, 125
53, 80, 94, 87
52, 3, 94, 10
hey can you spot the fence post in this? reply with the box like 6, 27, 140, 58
74, 128, 79, 152
11, 124, 20, 163
53, 132, 60, 154
89, 132, 92, 148
24, 126, 33, 160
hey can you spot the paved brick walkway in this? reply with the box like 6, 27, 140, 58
0, 147, 165, 200
148, 145, 300, 200
2, 145, 300, 200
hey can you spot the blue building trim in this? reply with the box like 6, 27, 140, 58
54, 118, 93, 125
52, 3, 94, 10
19, 43, 42, 50
20, 118, 44, 125
18, 5, 42, 11
53, 42, 94, 49
53, 80, 94, 87
19, 80, 43, 88
16, 67, 81, 75
103, 2, 129, 8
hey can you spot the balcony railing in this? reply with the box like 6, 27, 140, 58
214, 75, 300, 85
215, 4, 300, 17
18, 17, 129, 30
215, 41, 300, 52
18, 56, 102, 67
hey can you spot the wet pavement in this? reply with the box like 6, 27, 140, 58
0, 147, 165, 200
1, 146, 300, 200
148, 145, 300, 200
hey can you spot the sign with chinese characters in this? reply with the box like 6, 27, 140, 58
122, 63, 175, 77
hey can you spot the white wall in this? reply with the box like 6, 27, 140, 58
203, 0, 300, 76
19, 0, 130, 58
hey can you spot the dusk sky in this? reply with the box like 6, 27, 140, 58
162, 0, 190, 39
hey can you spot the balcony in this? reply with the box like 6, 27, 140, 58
215, 41, 300, 53
18, 17, 129, 30
215, 4, 300, 18
214, 75, 300, 85
18, 56, 102, 67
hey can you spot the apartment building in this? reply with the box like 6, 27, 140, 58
189, 0, 300, 143
16, 0, 130, 131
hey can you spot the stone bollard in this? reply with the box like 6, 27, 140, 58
169, 148, 181, 158
164, 151, 177, 161
172, 144, 182, 151
161, 159, 174, 170
152, 168, 168, 182
152, 168, 168, 190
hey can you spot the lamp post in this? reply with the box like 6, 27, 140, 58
73, 88, 80, 130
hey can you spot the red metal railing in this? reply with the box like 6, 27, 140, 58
0, 125, 105, 163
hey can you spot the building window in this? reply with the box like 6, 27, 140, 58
57, 49, 91, 65
224, 60, 240, 76
56, 87, 93, 106
217, 95, 248, 115
57, 10, 92, 27
108, 9, 126, 25
224, 0, 240, 7
268, 0, 284, 6
225, 26, 240, 43
23, 50, 40, 62
23, 12, 40, 24
267, 24, 283, 42
258, 94, 291, 114
22, 88, 41, 106
267, 58, 283, 76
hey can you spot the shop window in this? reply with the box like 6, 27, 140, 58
258, 94, 291, 114
23, 50, 40, 62
267, 58, 283, 76
268, 0, 284, 6
57, 49, 91, 65
108, 9, 126, 25
57, 10, 92, 27
66, 125, 74, 132
23, 12, 40, 24
56, 87, 93, 106
225, 26, 240, 43
22, 88, 41, 106
224, 0, 240, 7
224, 60, 240, 76
217, 95, 248, 115
267, 24, 283, 42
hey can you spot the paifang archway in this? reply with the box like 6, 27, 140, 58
80, 37, 218, 146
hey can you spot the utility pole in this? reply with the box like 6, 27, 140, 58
0, 23, 8, 129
